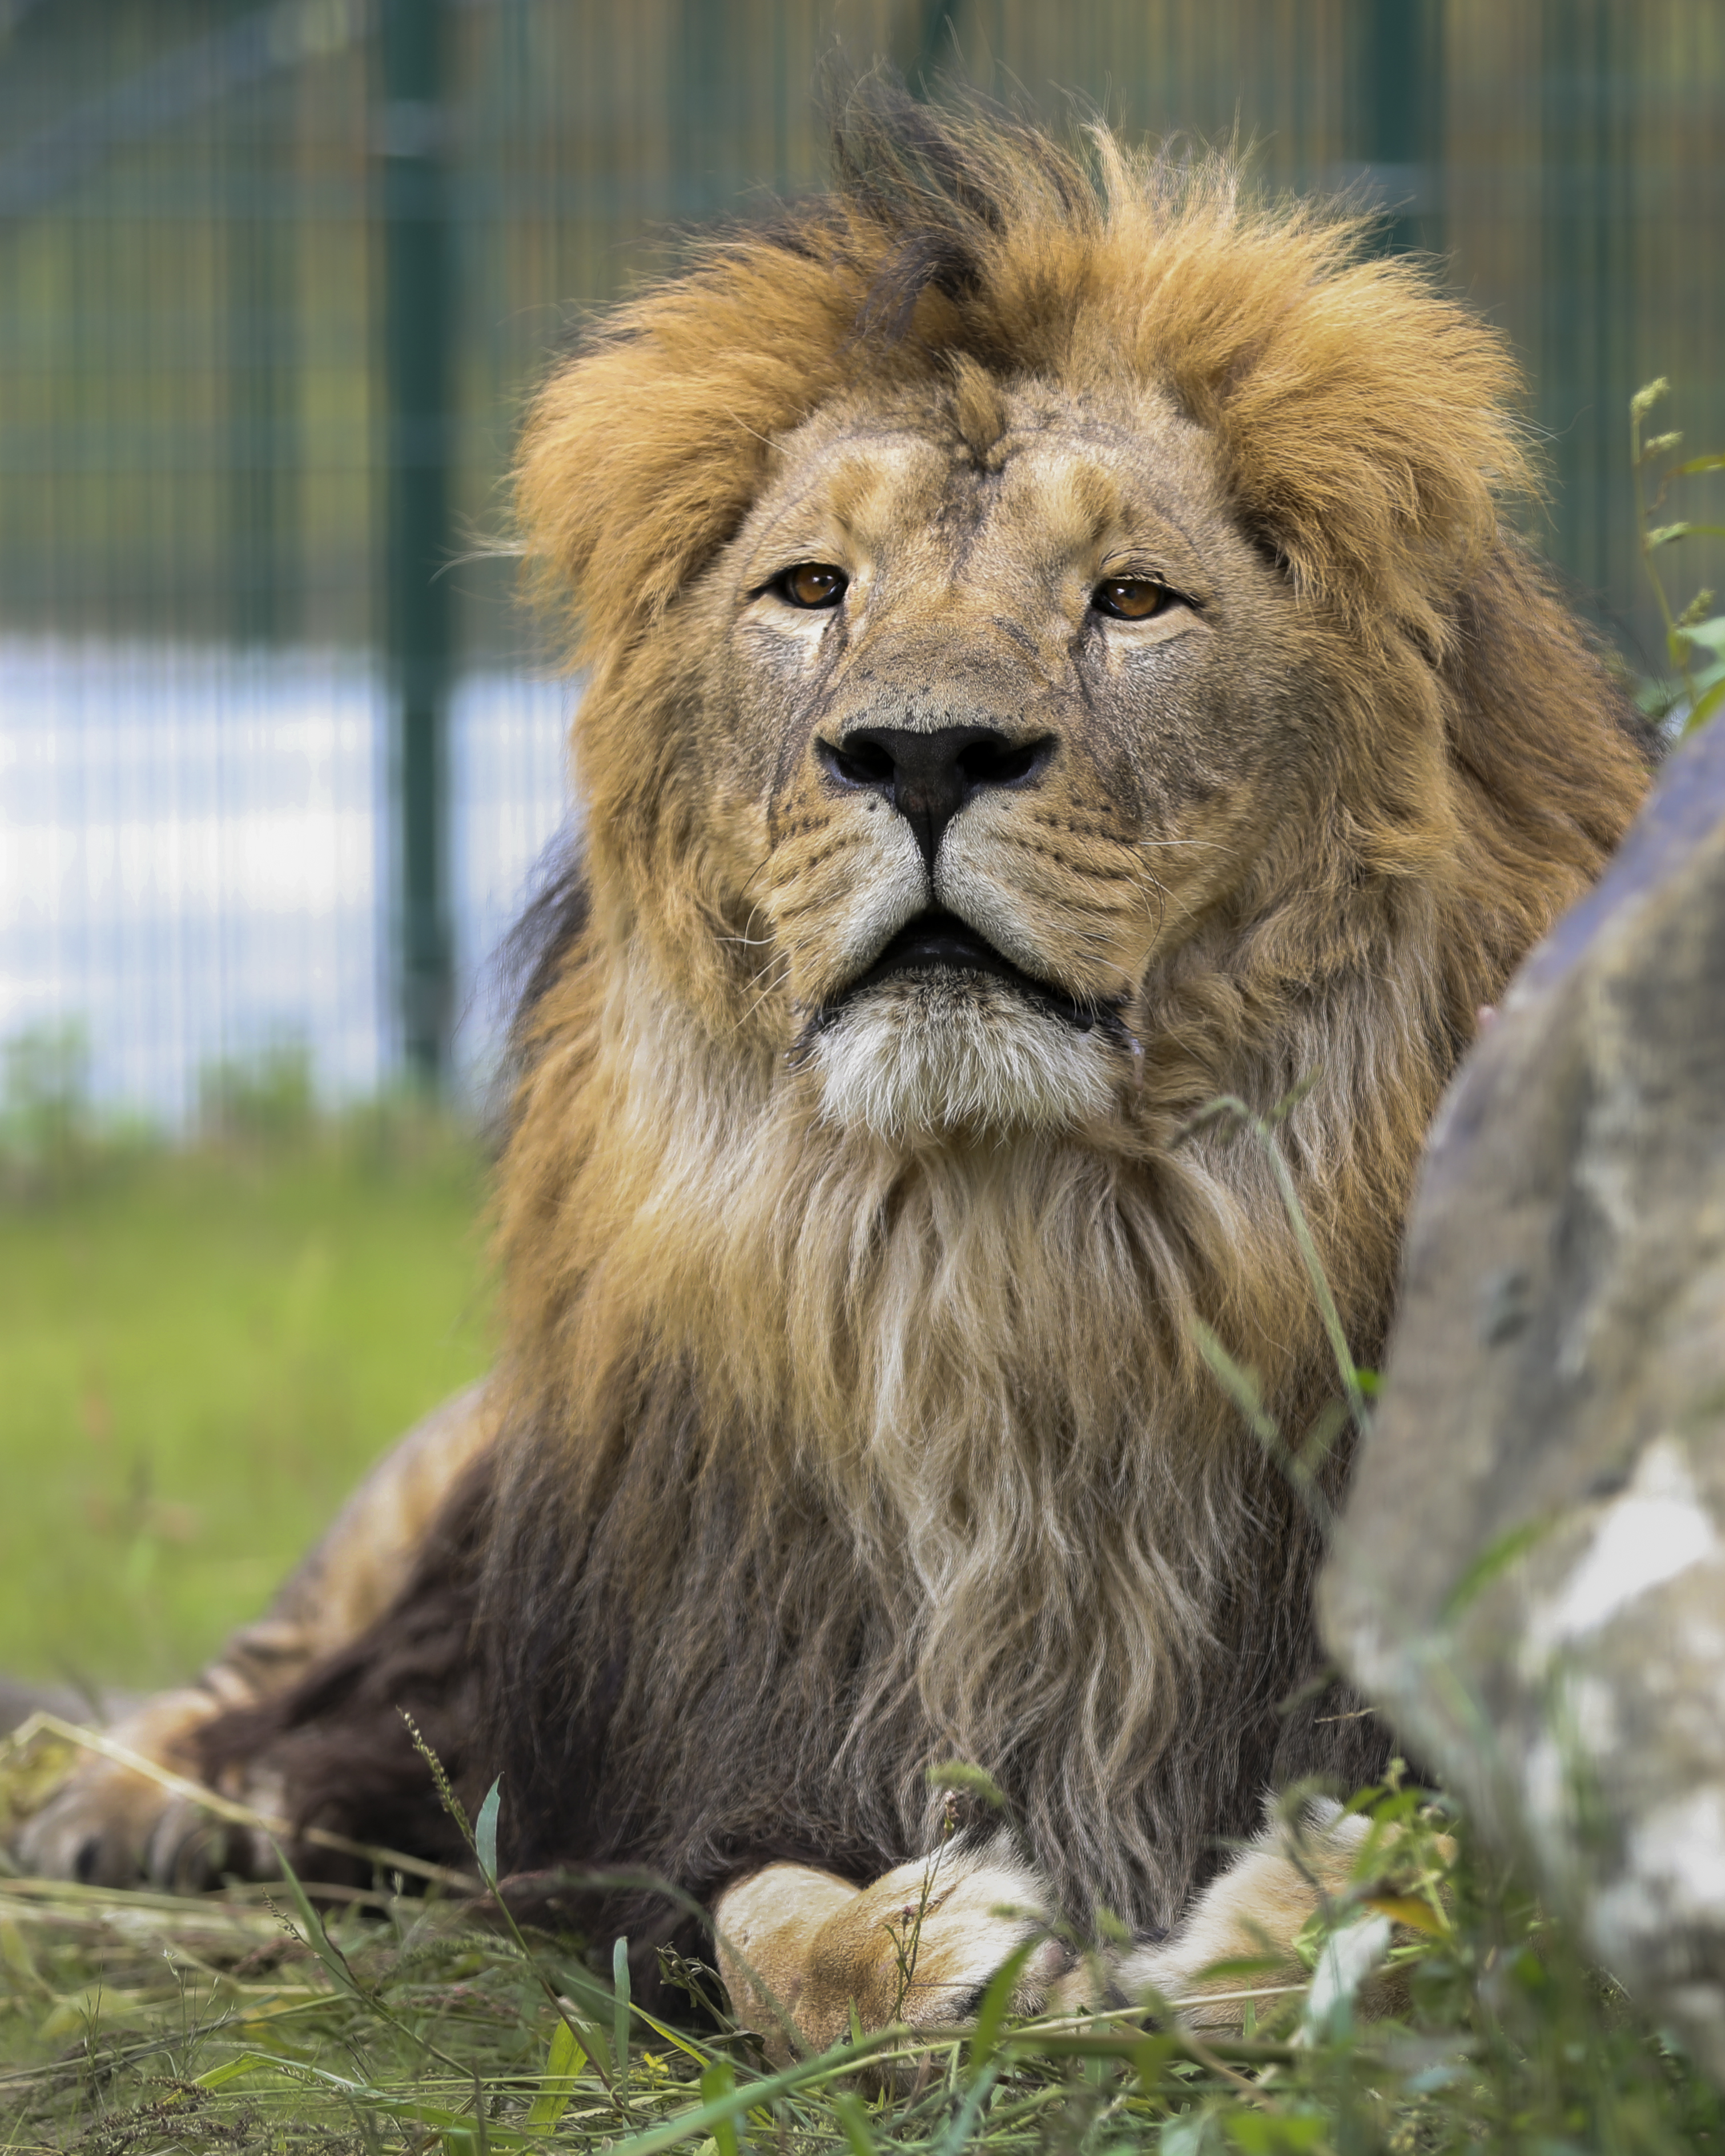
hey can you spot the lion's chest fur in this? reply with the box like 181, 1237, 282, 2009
480, 975, 1419, 1925
481, 1133, 1389, 1931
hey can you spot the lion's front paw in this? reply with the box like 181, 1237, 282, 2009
717, 1836, 1072, 2060
1119, 1800, 1378, 2030
13, 1691, 266, 1889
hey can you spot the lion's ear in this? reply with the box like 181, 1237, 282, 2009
514, 240, 861, 658
1443, 537, 1654, 884
1139, 231, 1531, 641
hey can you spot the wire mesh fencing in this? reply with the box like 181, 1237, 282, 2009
1, 0, 1720, 1125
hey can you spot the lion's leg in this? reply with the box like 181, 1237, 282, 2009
713, 1838, 1077, 2063
17, 1381, 497, 1885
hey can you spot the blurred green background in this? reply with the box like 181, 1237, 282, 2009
1, 0, 1722, 1690
7, 0, 1722, 663
0, 1107, 490, 1691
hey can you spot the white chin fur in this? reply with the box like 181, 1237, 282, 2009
810, 974, 1115, 1140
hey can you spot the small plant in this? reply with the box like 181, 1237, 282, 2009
884, 1788, 963, 2023
196, 1036, 316, 1147
0, 1018, 159, 1196
0, 1019, 93, 1178
1631, 377, 1725, 735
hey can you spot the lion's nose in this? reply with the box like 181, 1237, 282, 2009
818, 725, 1054, 872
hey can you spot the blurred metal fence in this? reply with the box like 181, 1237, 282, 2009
0, 0, 1720, 1122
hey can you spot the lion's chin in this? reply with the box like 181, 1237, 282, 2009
808, 972, 1117, 1141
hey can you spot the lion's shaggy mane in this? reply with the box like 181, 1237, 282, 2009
208, 89, 1649, 1989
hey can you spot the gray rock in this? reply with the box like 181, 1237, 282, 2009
1322, 714, 1725, 2074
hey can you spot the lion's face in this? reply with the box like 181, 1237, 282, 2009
691, 372, 1310, 1140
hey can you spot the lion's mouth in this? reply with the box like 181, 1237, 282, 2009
834, 910, 1115, 1032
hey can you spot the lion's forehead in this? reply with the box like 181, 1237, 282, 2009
745, 381, 1227, 593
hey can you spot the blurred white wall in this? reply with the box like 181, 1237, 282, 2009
0, 637, 573, 1124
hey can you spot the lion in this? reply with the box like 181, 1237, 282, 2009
18, 90, 1651, 2048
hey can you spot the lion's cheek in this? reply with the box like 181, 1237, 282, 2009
935, 821, 1152, 1009
764, 814, 926, 1012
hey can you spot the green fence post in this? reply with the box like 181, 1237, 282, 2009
1537, 0, 1634, 623
378, 0, 454, 1091
906, 0, 963, 92
226, 164, 291, 648
1356, 0, 1443, 258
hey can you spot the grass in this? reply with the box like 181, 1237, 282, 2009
0, 1764, 1719, 2155
0, 1103, 492, 1692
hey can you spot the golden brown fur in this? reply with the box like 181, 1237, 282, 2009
18, 89, 1648, 2035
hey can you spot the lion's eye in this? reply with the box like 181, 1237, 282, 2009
774, 563, 848, 610
1092, 578, 1175, 621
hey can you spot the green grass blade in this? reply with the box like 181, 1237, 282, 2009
1192, 1322, 1280, 1449
699, 2060, 740, 2156
525, 2018, 586, 2131
626, 2000, 717, 2068
1683, 672, 1725, 735
832, 2089, 876, 2156
934, 2058, 1001, 2156
193, 2054, 269, 2090
1439, 1515, 1554, 1622
552, 1973, 616, 2083
601, 2027, 926, 2156
613, 1934, 633, 2080
270, 1838, 362, 2000
968, 1938, 1038, 2074
475, 1775, 503, 1888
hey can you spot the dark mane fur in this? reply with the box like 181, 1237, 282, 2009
206, 1390, 1393, 2005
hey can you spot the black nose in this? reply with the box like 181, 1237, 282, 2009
818, 725, 1054, 872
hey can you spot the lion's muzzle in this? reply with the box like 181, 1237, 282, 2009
827, 908, 1117, 1035
815, 723, 1055, 874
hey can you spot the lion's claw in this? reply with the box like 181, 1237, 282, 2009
12, 1689, 242, 1888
